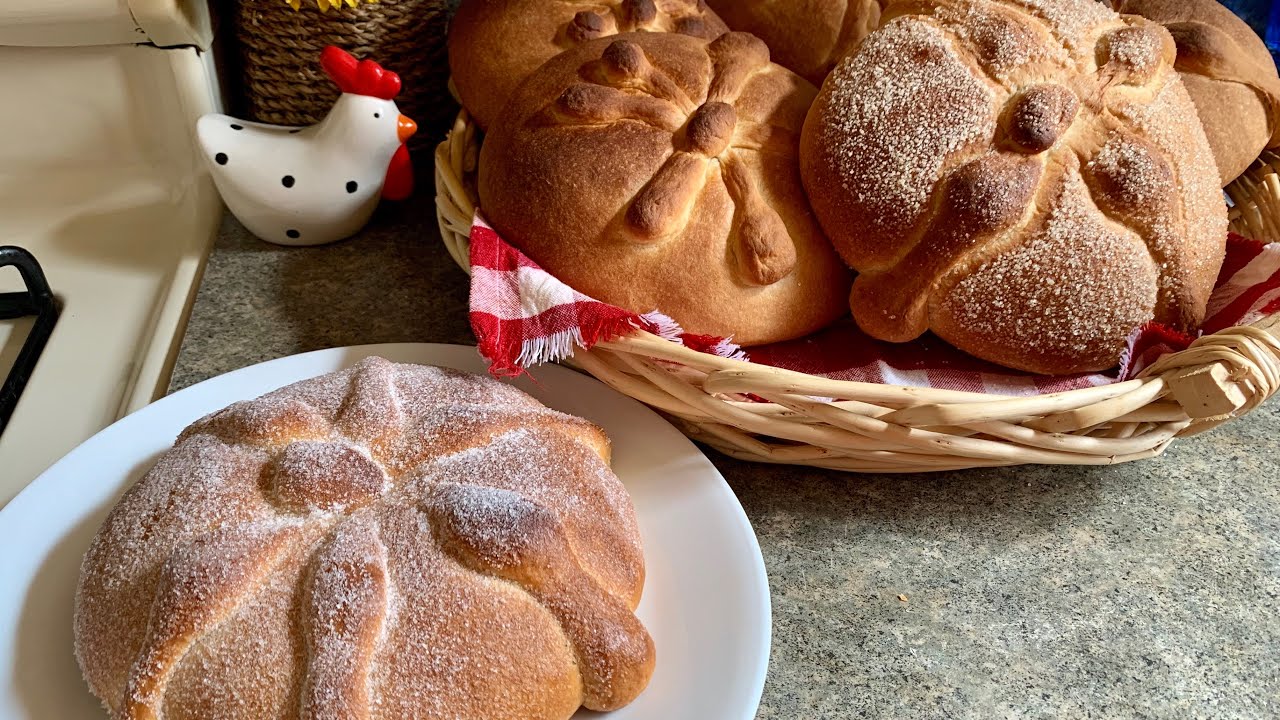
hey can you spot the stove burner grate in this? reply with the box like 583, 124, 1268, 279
0, 247, 59, 434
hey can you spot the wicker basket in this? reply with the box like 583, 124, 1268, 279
435, 109, 1280, 472
230, 0, 457, 145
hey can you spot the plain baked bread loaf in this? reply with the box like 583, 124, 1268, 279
74, 357, 653, 719
1113, 0, 1280, 185
448, 0, 728, 130
705, 0, 883, 84
801, 0, 1228, 375
479, 31, 852, 346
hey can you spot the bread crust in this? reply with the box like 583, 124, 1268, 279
448, 0, 728, 129
1113, 0, 1280, 185
74, 357, 653, 720
705, 0, 884, 84
479, 31, 852, 346
801, 0, 1228, 374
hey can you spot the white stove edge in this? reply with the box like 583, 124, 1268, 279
119, 47, 223, 416
0, 44, 224, 503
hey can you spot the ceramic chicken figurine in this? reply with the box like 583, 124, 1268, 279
197, 46, 417, 246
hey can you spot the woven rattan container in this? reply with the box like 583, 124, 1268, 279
230, 0, 457, 145
435, 108, 1280, 473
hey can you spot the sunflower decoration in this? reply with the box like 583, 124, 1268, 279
285, 0, 377, 10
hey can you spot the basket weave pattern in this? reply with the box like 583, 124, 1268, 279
231, 0, 457, 143
435, 109, 1280, 472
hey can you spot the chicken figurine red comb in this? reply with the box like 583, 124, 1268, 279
320, 45, 403, 100
195, 46, 416, 246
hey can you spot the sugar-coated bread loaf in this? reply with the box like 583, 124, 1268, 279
1113, 0, 1280, 185
705, 0, 883, 84
479, 31, 852, 346
74, 357, 654, 720
801, 0, 1228, 375
448, 0, 728, 130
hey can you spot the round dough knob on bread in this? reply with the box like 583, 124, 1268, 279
448, 0, 728, 130
801, 0, 1228, 375
479, 31, 852, 346
74, 357, 653, 719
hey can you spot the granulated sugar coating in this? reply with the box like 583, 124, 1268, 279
1112, 74, 1228, 324
939, 164, 1159, 370
1103, 24, 1167, 78
804, 17, 997, 266
1002, 0, 1114, 54
934, 3, 1067, 81
73, 356, 654, 720
802, 0, 1228, 374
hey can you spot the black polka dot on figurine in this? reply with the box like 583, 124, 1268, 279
374, 112, 381, 118
214, 153, 228, 165
282, 175, 295, 188
286, 229, 300, 240
230, 124, 243, 130
346, 181, 358, 193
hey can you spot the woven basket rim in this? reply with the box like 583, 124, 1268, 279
434, 107, 1280, 471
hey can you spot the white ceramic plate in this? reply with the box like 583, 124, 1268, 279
0, 344, 770, 720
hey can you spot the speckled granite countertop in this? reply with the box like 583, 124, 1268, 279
172, 205, 1280, 719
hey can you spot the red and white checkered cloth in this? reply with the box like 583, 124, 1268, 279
468, 215, 744, 377
468, 212, 1280, 395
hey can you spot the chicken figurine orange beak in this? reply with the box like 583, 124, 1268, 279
397, 114, 417, 142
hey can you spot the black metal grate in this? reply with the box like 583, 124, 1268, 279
0, 247, 59, 433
